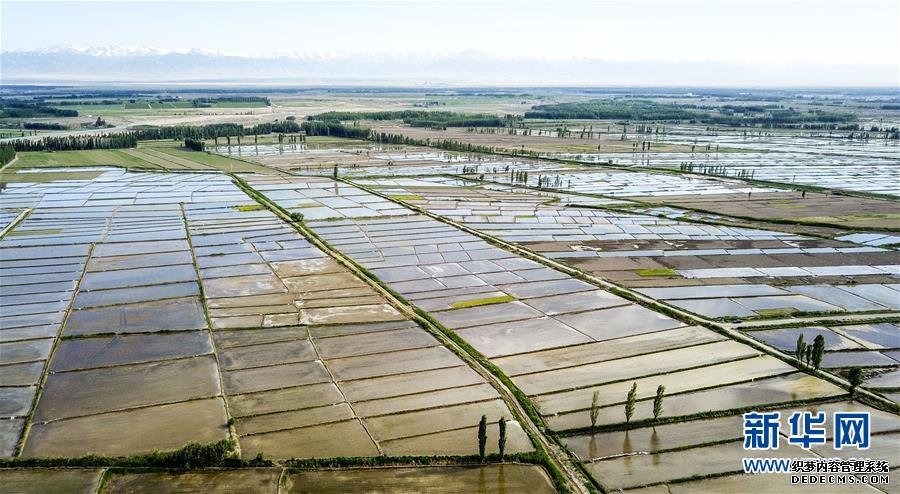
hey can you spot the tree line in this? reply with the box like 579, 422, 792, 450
7, 119, 541, 157
191, 96, 270, 107
525, 99, 697, 121
9, 134, 140, 152
0, 100, 78, 118
23, 122, 67, 130
6, 120, 303, 152
371, 131, 543, 158
301, 121, 371, 139
525, 99, 857, 127
309, 110, 520, 129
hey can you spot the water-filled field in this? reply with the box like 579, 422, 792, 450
0, 169, 530, 460
2, 159, 896, 492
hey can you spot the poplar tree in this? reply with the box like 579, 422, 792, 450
590, 390, 600, 428
653, 385, 665, 421
625, 383, 637, 424
812, 335, 826, 371
498, 417, 507, 461
478, 415, 487, 462
795, 334, 806, 365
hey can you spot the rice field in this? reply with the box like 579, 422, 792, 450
0, 169, 532, 462
1, 156, 897, 492
240, 174, 896, 490
0, 465, 556, 494
350, 178, 899, 322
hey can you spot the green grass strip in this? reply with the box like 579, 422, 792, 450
232, 204, 266, 212
388, 194, 424, 201
451, 295, 515, 309
5, 228, 63, 236
634, 268, 678, 277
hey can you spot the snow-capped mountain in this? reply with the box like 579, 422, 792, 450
1, 46, 895, 86
18, 45, 225, 58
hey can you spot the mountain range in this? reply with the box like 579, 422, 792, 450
2, 47, 895, 86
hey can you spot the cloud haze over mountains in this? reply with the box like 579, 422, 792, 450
2, 46, 895, 86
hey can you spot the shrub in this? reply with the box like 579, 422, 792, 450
184, 137, 204, 151
0, 439, 249, 469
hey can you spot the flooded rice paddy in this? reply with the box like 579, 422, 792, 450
353, 179, 899, 321
0, 169, 531, 461
254, 179, 847, 420
555, 151, 899, 196
245, 175, 894, 490
1, 160, 896, 492
566, 401, 899, 490
0, 464, 556, 494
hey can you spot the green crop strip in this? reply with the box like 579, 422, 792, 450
451, 295, 516, 309
5, 228, 63, 236
634, 268, 678, 277
388, 194, 425, 201
231, 204, 266, 212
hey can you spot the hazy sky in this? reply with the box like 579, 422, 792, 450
2, 0, 898, 66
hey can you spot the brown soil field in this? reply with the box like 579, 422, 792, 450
22, 398, 229, 457
0, 469, 104, 494
640, 191, 900, 231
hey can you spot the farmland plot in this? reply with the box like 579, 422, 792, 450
1, 171, 245, 457
565, 401, 899, 490
1, 465, 557, 494
250, 179, 867, 459
745, 322, 900, 403
556, 150, 899, 197
353, 179, 898, 399
2, 162, 895, 492
353, 180, 899, 322
0, 168, 530, 462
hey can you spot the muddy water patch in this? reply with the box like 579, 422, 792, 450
64, 297, 207, 334
72, 281, 199, 309
50, 331, 213, 371
283, 464, 555, 494
35, 355, 221, 421
229, 382, 344, 418
23, 398, 229, 458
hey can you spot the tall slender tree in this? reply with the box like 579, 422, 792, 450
795, 334, 806, 365
478, 415, 488, 462
498, 417, 507, 461
653, 385, 665, 421
625, 383, 637, 424
812, 335, 826, 372
590, 390, 600, 428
